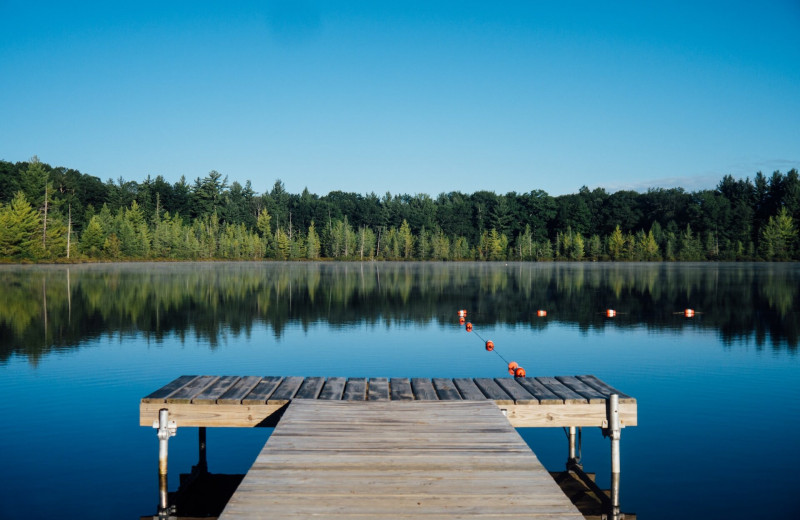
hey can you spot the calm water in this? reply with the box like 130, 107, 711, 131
1, 261, 798, 519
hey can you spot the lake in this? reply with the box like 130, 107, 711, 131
1, 261, 798, 519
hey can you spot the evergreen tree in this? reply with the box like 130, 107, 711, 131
0, 192, 42, 258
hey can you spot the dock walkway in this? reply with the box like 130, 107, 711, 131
141, 375, 636, 519
219, 399, 585, 519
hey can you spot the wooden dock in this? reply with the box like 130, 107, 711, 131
140, 375, 637, 429
141, 375, 636, 519
219, 399, 585, 519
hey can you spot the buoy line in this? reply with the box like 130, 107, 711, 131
458, 309, 526, 377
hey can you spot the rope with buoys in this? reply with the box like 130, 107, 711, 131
459, 309, 526, 377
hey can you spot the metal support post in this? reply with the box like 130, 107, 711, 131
153, 408, 177, 518
608, 394, 621, 520
566, 426, 581, 470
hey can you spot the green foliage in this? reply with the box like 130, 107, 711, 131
1, 158, 799, 262
0, 192, 42, 258
760, 208, 796, 260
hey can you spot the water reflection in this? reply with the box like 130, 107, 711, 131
1, 261, 798, 363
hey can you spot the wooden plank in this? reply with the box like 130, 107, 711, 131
241, 377, 283, 405
452, 378, 488, 400
268, 377, 305, 404
506, 402, 638, 428
473, 378, 513, 405
410, 378, 438, 401
516, 377, 564, 404
166, 376, 219, 404
342, 378, 367, 401
294, 377, 324, 400
368, 378, 390, 401
217, 376, 263, 405
193, 376, 242, 404
318, 377, 346, 400
140, 402, 285, 428
577, 374, 636, 403
556, 375, 607, 404
141, 375, 198, 403
432, 378, 461, 400
389, 378, 413, 401
494, 377, 538, 404
536, 377, 588, 404
218, 400, 585, 519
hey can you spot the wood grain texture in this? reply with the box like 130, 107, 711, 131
218, 400, 585, 519
140, 375, 638, 429
293, 377, 324, 400
411, 378, 438, 401
241, 376, 283, 405
389, 378, 413, 401
368, 378, 390, 401
141, 375, 198, 403
318, 377, 346, 400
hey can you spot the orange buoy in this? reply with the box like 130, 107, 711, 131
508, 361, 518, 371
485, 340, 494, 351
606, 309, 616, 317
458, 309, 467, 317
465, 322, 473, 332
509, 368, 516, 376
684, 308, 695, 318
514, 367, 526, 378
459, 317, 465, 325
537, 310, 547, 317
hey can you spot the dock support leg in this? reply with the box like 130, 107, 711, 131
154, 408, 177, 518
566, 426, 581, 470
608, 394, 621, 520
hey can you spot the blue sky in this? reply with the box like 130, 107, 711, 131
1, 1, 798, 197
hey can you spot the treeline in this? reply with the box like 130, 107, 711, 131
0, 157, 798, 261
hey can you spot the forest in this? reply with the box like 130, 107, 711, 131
0, 157, 798, 262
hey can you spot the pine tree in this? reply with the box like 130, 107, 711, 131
0, 192, 41, 258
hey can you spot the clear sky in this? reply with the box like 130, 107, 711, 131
1, 1, 799, 197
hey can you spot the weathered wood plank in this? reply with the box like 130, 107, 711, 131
389, 378, 413, 401
368, 378, 390, 401
294, 377, 324, 400
411, 378, 438, 401
318, 377, 346, 400
432, 378, 461, 400
516, 377, 564, 404
342, 378, 367, 401
556, 375, 607, 404
166, 376, 219, 404
218, 400, 585, 520
452, 377, 488, 400
577, 374, 636, 403
268, 377, 305, 404
505, 402, 638, 428
140, 401, 285, 428
241, 376, 283, 405
217, 376, 263, 405
536, 377, 588, 404
141, 375, 199, 403
494, 377, 538, 404
193, 376, 242, 404
473, 378, 513, 405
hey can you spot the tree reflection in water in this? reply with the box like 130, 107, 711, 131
1, 261, 797, 364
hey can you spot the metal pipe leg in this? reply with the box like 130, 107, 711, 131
608, 394, 621, 520
154, 409, 177, 517
567, 426, 579, 470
